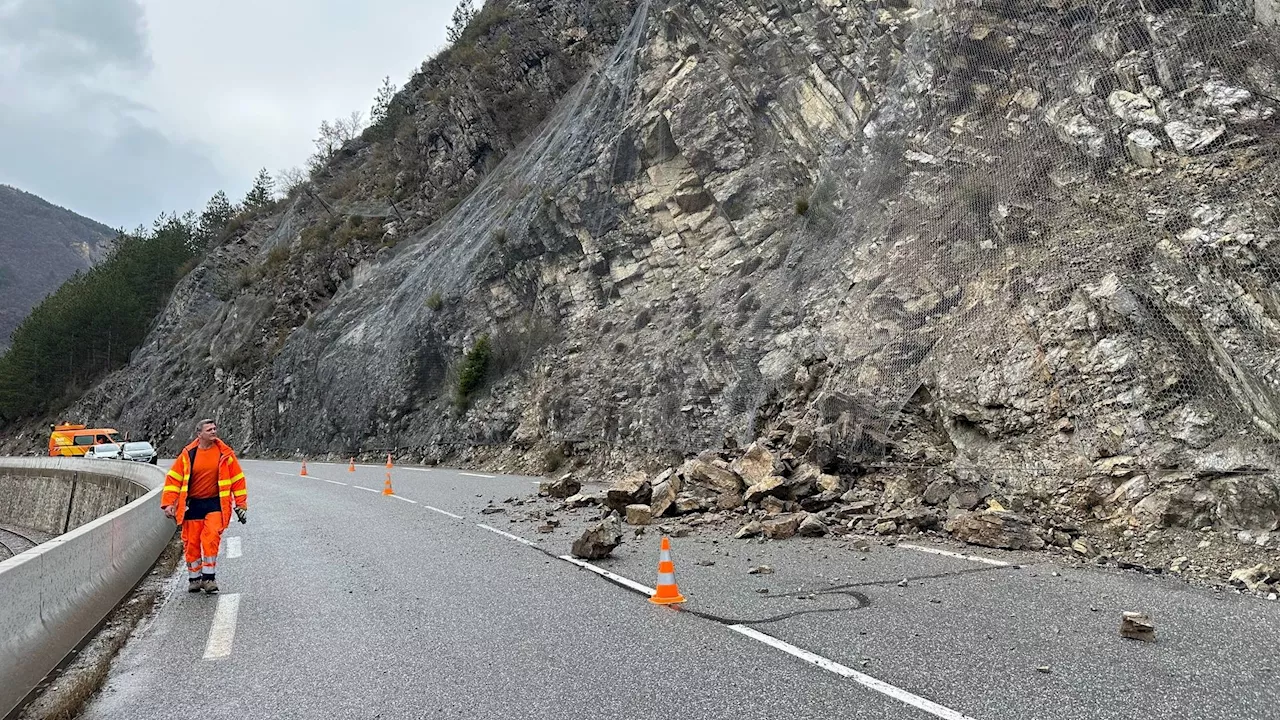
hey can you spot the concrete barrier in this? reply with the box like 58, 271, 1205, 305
0, 458, 174, 718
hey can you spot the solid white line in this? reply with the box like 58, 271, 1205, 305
353, 486, 380, 493
225, 536, 242, 559
402, 467, 433, 473
898, 543, 1010, 567
322, 479, 348, 486
476, 523, 538, 547
272, 471, 299, 477
727, 625, 977, 720
460, 472, 496, 478
390, 495, 418, 504
203, 593, 241, 660
425, 506, 463, 519
557, 555, 656, 595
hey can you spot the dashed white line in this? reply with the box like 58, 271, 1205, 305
272, 471, 300, 477
402, 467, 434, 473
728, 624, 977, 720
202, 593, 241, 660
390, 495, 418, 504
460, 472, 496, 479
557, 555, 656, 595
898, 543, 1010, 567
475, 523, 538, 547
352, 486, 380, 494
425, 506, 463, 519
322, 479, 348, 486
225, 536, 242, 559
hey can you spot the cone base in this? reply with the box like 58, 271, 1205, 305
649, 593, 685, 605
382, 489, 393, 495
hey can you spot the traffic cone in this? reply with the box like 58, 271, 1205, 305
386, 453, 394, 469
382, 472, 394, 496
348, 457, 356, 472
300, 460, 308, 477
649, 536, 686, 605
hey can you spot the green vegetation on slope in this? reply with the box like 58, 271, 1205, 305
0, 216, 197, 421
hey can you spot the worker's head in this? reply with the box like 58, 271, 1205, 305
195, 419, 218, 444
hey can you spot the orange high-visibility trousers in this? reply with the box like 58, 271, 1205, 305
181, 512, 224, 579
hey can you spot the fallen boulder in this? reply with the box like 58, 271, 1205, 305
605, 472, 653, 511
944, 510, 1045, 550
649, 471, 683, 518
625, 504, 653, 526
744, 476, 788, 504
684, 459, 744, 495
798, 514, 829, 537
732, 442, 780, 487
571, 514, 623, 559
1120, 612, 1156, 642
540, 473, 581, 499
762, 513, 803, 540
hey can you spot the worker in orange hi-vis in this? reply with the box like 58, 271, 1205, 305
160, 418, 248, 595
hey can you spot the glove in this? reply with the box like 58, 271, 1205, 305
235, 507, 248, 524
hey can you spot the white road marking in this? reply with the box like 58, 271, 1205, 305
476, 523, 538, 547
460, 472, 496, 479
225, 536, 242, 559
390, 495, 418, 504
425, 506, 463, 519
898, 543, 1010, 567
353, 486, 380, 493
557, 555, 655, 595
272, 471, 299, 477
202, 593, 241, 660
402, 467, 434, 473
727, 624, 977, 720
322, 479, 348, 486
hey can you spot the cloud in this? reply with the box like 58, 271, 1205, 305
0, 0, 149, 76
0, 0, 454, 229
0, 0, 226, 228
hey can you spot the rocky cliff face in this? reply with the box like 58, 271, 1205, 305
63, 0, 1280, 537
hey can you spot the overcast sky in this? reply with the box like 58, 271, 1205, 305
0, 0, 455, 230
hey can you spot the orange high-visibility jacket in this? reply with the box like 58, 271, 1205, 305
161, 438, 248, 529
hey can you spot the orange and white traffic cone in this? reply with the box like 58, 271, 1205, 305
385, 453, 394, 469
300, 460, 308, 477
649, 536, 686, 605
382, 472, 394, 496
348, 457, 356, 472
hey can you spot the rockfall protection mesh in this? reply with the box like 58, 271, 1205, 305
595, 0, 1280, 485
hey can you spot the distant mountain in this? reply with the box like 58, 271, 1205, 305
0, 185, 116, 348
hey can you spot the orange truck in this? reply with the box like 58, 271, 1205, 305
48, 423, 121, 457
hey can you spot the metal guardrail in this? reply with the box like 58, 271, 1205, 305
0, 458, 174, 718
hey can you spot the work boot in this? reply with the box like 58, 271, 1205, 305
203, 578, 219, 594
188, 579, 203, 593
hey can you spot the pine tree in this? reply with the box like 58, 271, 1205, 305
446, 0, 476, 44
370, 76, 398, 127
244, 168, 275, 212
197, 190, 237, 249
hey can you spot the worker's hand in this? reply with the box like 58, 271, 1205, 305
162, 504, 176, 519
235, 507, 247, 524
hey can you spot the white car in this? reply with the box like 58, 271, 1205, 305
86, 443, 121, 459
121, 441, 158, 464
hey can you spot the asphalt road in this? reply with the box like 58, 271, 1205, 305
78, 459, 1279, 720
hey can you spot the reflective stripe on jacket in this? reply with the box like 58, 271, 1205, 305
160, 438, 248, 530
